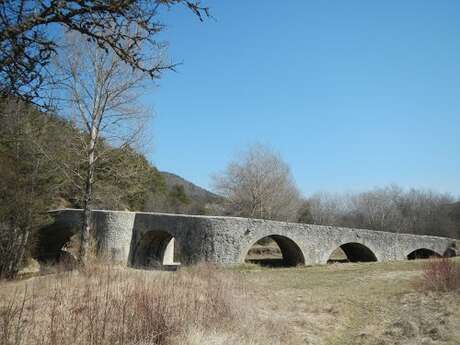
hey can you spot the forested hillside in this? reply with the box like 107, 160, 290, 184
154, 171, 224, 214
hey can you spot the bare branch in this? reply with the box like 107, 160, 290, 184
0, 0, 209, 108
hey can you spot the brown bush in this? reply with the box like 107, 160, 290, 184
420, 257, 460, 292
0, 264, 246, 345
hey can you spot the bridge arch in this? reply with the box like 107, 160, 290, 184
327, 242, 378, 263
35, 222, 79, 266
407, 248, 441, 260
241, 234, 305, 267
130, 230, 180, 269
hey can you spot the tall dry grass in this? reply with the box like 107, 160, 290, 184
0, 264, 264, 345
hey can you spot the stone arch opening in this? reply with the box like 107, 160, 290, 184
407, 248, 441, 260
35, 225, 79, 269
243, 235, 305, 267
328, 242, 377, 263
131, 230, 181, 269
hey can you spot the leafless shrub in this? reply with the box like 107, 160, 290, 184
420, 258, 460, 292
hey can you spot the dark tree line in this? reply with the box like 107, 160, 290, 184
0, 99, 70, 277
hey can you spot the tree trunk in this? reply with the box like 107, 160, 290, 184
78, 125, 98, 266
2, 227, 18, 278
79, 173, 93, 266
11, 229, 29, 276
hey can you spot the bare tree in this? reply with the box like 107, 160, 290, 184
0, 0, 208, 107
307, 192, 349, 226
55, 34, 150, 265
349, 185, 404, 232
213, 144, 302, 221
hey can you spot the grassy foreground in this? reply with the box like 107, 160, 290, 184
236, 258, 460, 345
1, 259, 459, 345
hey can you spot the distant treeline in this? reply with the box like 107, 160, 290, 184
298, 186, 459, 239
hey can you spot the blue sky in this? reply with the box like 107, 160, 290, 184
144, 1, 460, 197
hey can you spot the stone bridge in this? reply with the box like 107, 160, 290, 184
37, 209, 457, 268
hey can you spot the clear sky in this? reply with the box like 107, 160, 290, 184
144, 1, 460, 197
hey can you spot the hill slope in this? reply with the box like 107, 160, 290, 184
160, 171, 222, 205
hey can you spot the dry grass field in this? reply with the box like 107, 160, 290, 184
1, 258, 459, 345
236, 258, 460, 345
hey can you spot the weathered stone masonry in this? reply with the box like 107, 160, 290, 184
37, 208, 456, 267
